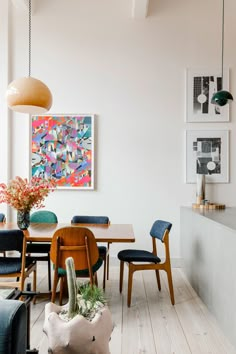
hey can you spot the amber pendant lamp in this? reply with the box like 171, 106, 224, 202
6, 0, 52, 114
211, 0, 233, 107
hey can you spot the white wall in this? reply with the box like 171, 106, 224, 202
0, 0, 10, 216
1, 0, 236, 260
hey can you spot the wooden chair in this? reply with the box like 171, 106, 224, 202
118, 220, 175, 307
50, 226, 103, 304
26, 210, 58, 291
0, 229, 37, 292
71, 215, 110, 290
0, 213, 6, 256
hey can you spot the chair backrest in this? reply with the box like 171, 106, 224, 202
0, 229, 24, 252
30, 210, 58, 223
150, 220, 172, 241
0, 213, 6, 223
50, 226, 99, 271
71, 215, 109, 224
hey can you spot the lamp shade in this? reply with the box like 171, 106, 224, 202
211, 90, 233, 107
6, 77, 53, 114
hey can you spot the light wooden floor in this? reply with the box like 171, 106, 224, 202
29, 262, 236, 354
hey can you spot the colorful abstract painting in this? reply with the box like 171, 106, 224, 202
31, 114, 94, 189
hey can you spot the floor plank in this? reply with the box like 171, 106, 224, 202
176, 298, 229, 354
144, 271, 191, 354
121, 270, 157, 354
26, 264, 236, 354
105, 265, 123, 354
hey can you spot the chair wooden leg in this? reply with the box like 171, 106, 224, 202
32, 268, 37, 304
127, 265, 134, 307
119, 261, 124, 293
51, 272, 59, 303
103, 254, 107, 290
107, 242, 110, 280
33, 268, 37, 292
155, 269, 161, 291
20, 271, 25, 292
166, 267, 175, 305
47, 254, 51, 291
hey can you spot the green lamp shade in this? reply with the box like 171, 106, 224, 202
211, 90, 233, 106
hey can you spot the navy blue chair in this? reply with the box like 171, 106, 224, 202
71, 215, 110, 290
118, 220, 175, 307
0, 213, 6, 257
27, 210, 58, 291
0, 229, 37, 292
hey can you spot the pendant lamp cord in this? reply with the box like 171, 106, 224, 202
221, 0, 224, 86
28, 0, 31, 77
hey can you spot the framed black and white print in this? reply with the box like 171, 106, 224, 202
185, 130, 229, 183
186, 68, 230, 122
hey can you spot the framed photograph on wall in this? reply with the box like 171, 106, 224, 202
185, 130, 229, 183
186, 68, 230, 122
31, 114, 94, 189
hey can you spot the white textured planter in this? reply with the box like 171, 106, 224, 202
43, 302, 113, 354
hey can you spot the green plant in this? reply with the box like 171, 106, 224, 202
77, 283, 106, 320
78, 283, 106, 305
61, 257, 106, 322
66, 256, 78, 318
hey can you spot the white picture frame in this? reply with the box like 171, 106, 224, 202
186, 68, 230, 122
185, 130, 229, 183
31, 114, 95, 190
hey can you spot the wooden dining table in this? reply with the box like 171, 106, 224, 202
0, 223, 135, 301
0, 222, 135, 244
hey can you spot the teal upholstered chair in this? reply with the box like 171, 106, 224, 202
0, 300, 27, 353
0, 299, 39, 353
30, 210, 58, 224
118, 220, 175, 307
27, 210, 58, 291
71, 215, 110, 290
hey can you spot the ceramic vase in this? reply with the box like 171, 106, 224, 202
43, 302, 113, 354
17, 210, 30, 230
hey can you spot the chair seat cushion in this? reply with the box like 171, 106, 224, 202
0, 257, 35, 274
98, 245, 107, 257
117, 249, 161, 263
26, 242, 51, 253
57, 257, 103, 277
